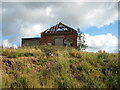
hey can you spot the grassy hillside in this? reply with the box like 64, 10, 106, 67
2, 46, 120, 88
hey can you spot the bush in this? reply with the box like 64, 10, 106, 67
57, 76, 78, 88
97, 52, 109, 59
10, 77, 29, 88
69, 59, 79, 63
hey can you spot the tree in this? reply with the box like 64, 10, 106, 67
77, 27, 88, 51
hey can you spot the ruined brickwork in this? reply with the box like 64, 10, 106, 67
41, 31, 77, 48
41, 22, 78, 48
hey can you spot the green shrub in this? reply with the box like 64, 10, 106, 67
69, 59, 79, 63
97, 52, 109, 59
57, 76, 78, 88
18, 53, 25, 57
80, 61, 95, 74
10, 77, 29, 88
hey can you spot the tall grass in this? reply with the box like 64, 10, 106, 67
2, 46, 120, 88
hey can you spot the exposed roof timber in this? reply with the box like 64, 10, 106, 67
42, 22, 77, 33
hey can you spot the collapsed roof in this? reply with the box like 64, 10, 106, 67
42, 22, 77, 33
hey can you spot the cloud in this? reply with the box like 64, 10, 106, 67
84, 33, 118, 52
118, 1, 120, 20
0, 3, 2, 46
20, 23, 45, 37
2, 39, 17, 48
2, 2, 118, 29
2, 2, 118, 32
2, 0, 120, 2
2, 39, 12, 48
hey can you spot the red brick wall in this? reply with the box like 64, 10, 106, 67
41, 31, 78, 48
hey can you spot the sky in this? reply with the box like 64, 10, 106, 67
1, 0, 119, 53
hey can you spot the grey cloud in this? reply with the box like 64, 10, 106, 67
0, 2, 2, 46
2, 2, 118, 48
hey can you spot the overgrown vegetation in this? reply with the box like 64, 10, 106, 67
2, 46, 120, 88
